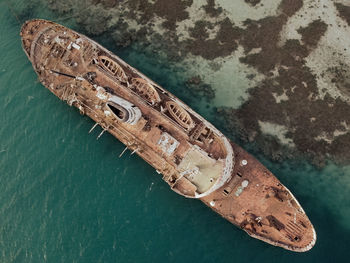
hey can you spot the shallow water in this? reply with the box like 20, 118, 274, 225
0, 0, 349, 262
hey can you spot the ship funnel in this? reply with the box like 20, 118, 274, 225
107, 95, 142, 125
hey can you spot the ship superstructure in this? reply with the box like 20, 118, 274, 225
21, 19, 316, 252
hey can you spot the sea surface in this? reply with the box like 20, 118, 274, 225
0, 0, 349, 262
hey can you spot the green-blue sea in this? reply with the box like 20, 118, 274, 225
0, 0, 349, 262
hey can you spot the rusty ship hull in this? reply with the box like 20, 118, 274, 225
20, 19, 316, 252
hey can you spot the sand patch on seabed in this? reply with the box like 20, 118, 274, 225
182, 48, 264, 108
218, 0, 281, 26
279, 0, 350, 103
258, 121, 295, 147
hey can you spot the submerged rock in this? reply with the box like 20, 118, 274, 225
185, 76, 215, 101
336, 3, 350, 26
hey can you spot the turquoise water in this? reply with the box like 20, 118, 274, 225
0, 0, 349, 262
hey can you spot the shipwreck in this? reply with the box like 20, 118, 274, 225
20, 19, 316, 252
